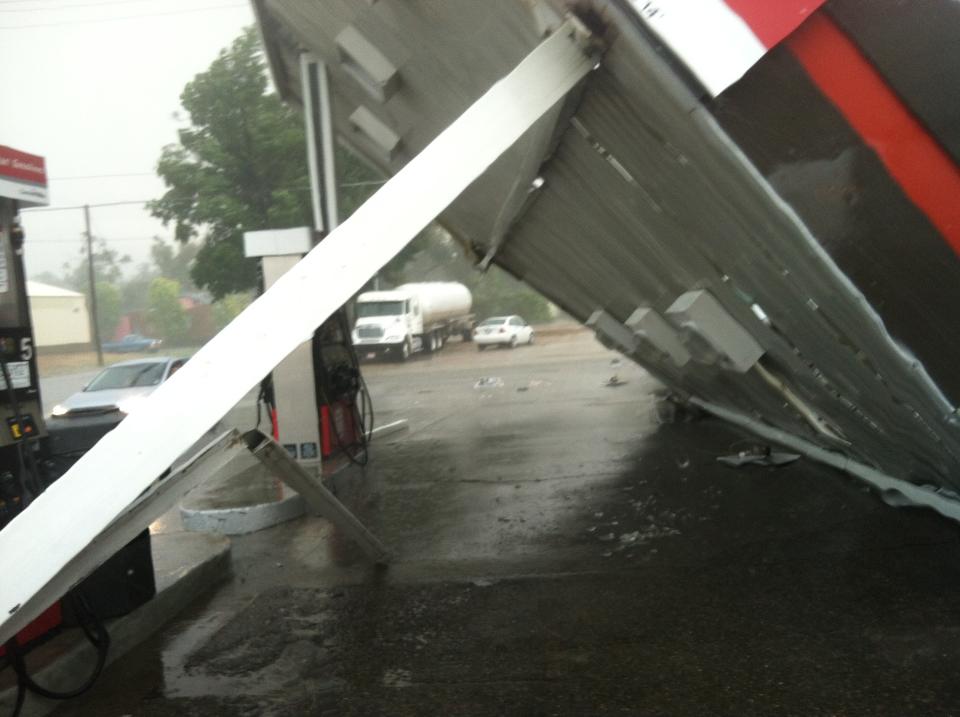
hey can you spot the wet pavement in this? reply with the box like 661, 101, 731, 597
44, 328, 960, 715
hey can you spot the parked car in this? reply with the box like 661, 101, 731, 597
474, 315, 535, 349
102, 333, 163, 353
50, 356, 187, 418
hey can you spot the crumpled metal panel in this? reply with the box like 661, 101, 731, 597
255, 0, 960, 491
498, 9, 960, 486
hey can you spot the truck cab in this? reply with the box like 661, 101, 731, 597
352, 290, 421, 360
352, 282, 474, 361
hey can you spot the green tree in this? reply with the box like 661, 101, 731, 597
150, 238, 199, 292
95, 281, 122, 341
212, 292, 253, 331
150, 27, 382, 299
121, 263, 159, 313
55, 237, 131, 293
147, 277, 188, 343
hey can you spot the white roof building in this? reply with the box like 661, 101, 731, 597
27, 281, 91, 349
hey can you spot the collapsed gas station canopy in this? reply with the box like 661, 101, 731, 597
253, 0, 960, 495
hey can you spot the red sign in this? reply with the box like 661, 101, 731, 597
0, 146, 46, 186
0, 145, 49, 206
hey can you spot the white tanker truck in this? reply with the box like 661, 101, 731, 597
352, 282, 475, 361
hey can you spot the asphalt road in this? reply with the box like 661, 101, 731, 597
44, 328, 960, 716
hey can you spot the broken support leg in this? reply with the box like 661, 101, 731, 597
243, 430, 390, 565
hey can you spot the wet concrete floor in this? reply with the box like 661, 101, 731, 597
48, 329, 960, 715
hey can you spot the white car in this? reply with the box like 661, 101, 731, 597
50, 357, 187, 418
474, 315, 534, 350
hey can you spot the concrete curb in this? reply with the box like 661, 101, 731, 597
0, 531, 231, 717
180, 492, 306, 535
180, 418, 410, 537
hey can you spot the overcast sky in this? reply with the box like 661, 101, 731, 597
0, 0, 255, 281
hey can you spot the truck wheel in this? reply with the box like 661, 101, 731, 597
477, 344, 485, 352
399, 340, 411, 362
462, 329, 473, 342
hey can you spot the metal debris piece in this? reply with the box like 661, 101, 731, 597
474, 376, 504, 389
717, 446, 801, 468
605, 375, 627, 387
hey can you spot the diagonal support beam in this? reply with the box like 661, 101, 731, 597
0, 18, 595, 644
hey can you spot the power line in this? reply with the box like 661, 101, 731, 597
0, 0, 155, 4
0, 2, 247, 28
49, 172, 156, 181
22, 199, 154, 212
0, 0, 176, 12
21, 180, 386, 211
26, 236, 164, 244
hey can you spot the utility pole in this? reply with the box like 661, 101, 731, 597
83, 204, 103, 367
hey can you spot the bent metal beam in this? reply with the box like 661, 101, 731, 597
0, 18, 596, 645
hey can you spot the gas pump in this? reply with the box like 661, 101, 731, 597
0, 147, 150, 713
0, 149, 59, 673
0, 146, 48, 527
243, 227, 371, 474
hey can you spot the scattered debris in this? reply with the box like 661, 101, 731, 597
605, 375, 627, 387
601, 551, 613, 558
586, 526, 597, 533
610, 358, 622, 367
598, 532, 616, 542
472, 578, 496, 587
619, 531, 640, 544
654, 392, 704, 423
382, 668, 413, 688
593, 511, 604, 518
676, 457, 690, 469
717, 446, 801, 467
474, 376, 504, 389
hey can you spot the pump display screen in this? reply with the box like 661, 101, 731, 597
356, 300, 404, 318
